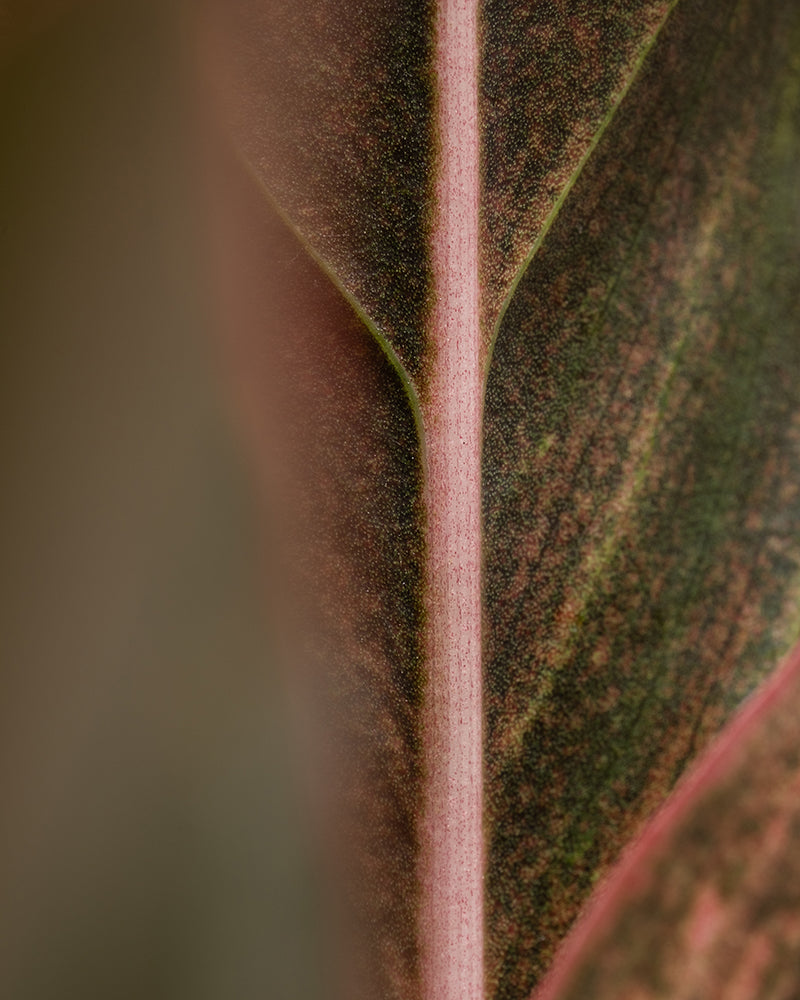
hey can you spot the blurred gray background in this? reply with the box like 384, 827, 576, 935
0, 3, 322, 996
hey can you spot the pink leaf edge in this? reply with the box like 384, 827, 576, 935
534, 635, 800, 1000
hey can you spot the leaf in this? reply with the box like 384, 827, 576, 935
483, 2, 800, 995
212, 160, 427, 999
209, 0, 435, 383
535, 637, 800, 1000
208, 1, 800, 998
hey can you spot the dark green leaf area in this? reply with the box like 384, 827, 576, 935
480, 0, 673, 330
557, 649, 800, 1000
482, 1, 800, 997
225, 173, 426, 1000
219, 0, 434, 385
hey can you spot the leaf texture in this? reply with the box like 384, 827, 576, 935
480, 0, 674, 331
215, 161, 427, 1000
483, 1, 800, 995
209, 0, 800, 998
537, 638, 800, 1000
214, 0, 435, 387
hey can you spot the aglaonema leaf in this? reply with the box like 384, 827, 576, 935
208, 1, 800, 998
483, 2, 800, 995
535, 636, 800, 1000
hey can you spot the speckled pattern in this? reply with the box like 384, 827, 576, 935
549, 645, 800, 1000
480, 0, 673, 334
217, 0, 435, 386
483, 1, 800, 997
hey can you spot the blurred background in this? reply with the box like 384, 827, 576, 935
0, 2, 323, 996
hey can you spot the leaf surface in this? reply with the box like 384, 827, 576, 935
480, 0, 675, 331
209, 1, 800, 998
536, 638, 800, 1000
214, 159, 427, 1000
212, 0, 435, 388
483, 1, 800, 994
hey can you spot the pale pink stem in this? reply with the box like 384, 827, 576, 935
420, 0, 483, 998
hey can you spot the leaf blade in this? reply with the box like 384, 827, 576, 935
480, 0, 677, 335
213, 0, 436, 387
483, 1, 800, 994
536, 637, 800, 1000
215, 159, 429, 1000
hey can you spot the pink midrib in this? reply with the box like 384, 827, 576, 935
420, 1, 484, 999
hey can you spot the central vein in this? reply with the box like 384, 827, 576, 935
420, 0, 484, 997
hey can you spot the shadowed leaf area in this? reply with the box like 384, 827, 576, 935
219, 164, 427, 1000
545, 642, 800, 1000
482, 1, 800, 996
215, 0, 435, 386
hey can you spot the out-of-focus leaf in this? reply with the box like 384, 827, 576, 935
536, 638, 800, 1000
0, 4, 327, 998
484, 1, 800, 995
0, 0, 86, 64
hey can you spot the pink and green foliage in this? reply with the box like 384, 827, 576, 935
537, 638, 800, 1000
210, 0, 800, 998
